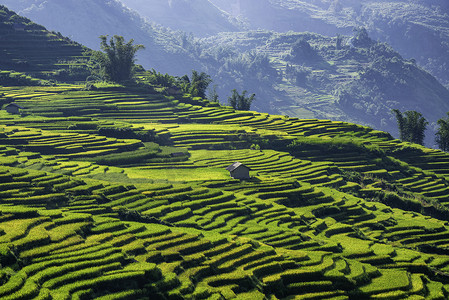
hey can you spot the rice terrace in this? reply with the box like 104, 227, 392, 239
3, 2, 449, 300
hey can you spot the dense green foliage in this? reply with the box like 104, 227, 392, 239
0, 71, 45, 86
142, 69, 177, 88
92, 35, 144, 83
392, 109, 428, 146
228, 89, 255, 110
179, 70, 212, 99
436, 113, 449, 152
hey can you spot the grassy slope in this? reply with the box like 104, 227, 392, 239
2, 83, 449, 298
0, 0, 202, 77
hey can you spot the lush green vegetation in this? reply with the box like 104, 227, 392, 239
437, 114, 449, 152
2, 79, 449, 298
92, 35, 144, 83
228, 89, 255, 111
3, 4, 449, 299
392, 109, 428, 146
179, 70, 212, 99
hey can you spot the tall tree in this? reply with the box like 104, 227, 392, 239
392, 109, 407, 141
208, 85, 219, 102
392, 109, 428, 145
180, 70, 212, 98
94, 35, 144, 83
228, 89, 255, 111
191, 70, 212, 98
436, 113, 449, 151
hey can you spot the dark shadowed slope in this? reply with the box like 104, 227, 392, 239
0, 5, 87, 81
0, 0, 201, 76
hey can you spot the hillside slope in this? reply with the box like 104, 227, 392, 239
2, 1, 449, 148
3, 81, 449, 298
200, 30, 449, 146
0, 0, 202, 76
0, 5, 87, 82
210, 0, 449, 89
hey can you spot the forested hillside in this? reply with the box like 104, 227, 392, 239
210, 0, 449, 89
199, 29, 449, 146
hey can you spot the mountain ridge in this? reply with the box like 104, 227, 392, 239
0, 0, 203, 76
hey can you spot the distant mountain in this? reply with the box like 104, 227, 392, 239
120, 0, 243, 37
199, 30, 449, 146
209, 0, 355, 35
8, 0, 447, 91
209, 0, 449, 89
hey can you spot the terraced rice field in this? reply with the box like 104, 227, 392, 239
3, 85, 449, 298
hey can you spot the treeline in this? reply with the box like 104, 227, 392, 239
143, 69, 256, 110
392, 108, 449, 151
88, 35, 257, 110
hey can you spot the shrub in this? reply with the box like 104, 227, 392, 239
98, 127, 156, 142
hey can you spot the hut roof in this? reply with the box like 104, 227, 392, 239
6, 103, 25, 109
226, 162, 251, 172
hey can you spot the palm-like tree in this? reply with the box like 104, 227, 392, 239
228, 89, 256, 111
94, 35, 144, 83
392, 109, 428, 145
436, 113, 449, 151
188, 70, 212, 98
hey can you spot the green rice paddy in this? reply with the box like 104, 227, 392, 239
2, 84, 449, 299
